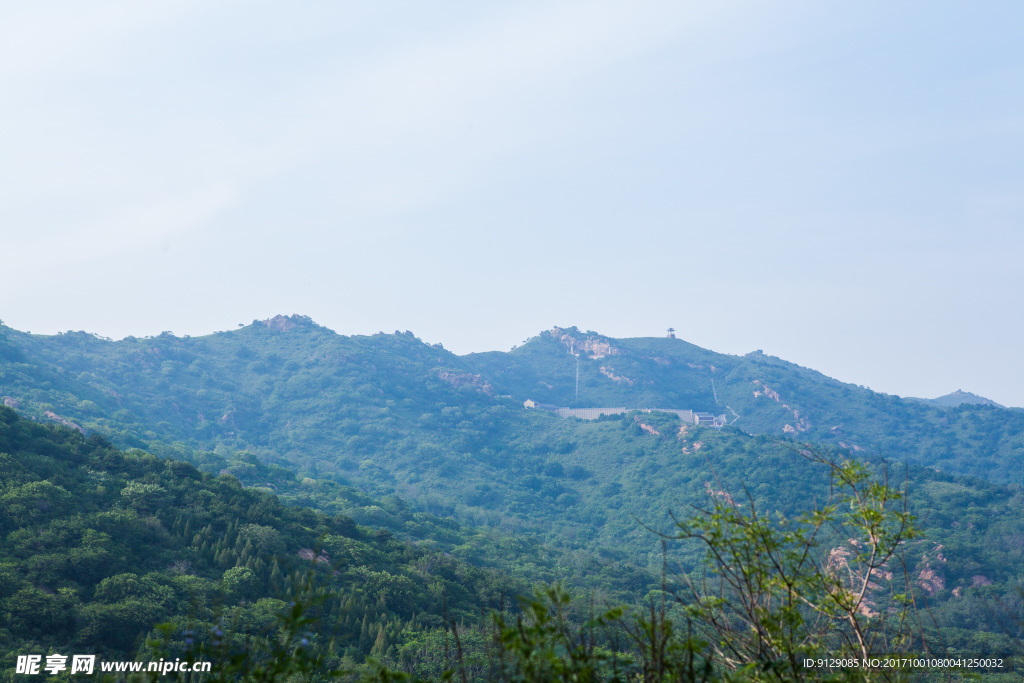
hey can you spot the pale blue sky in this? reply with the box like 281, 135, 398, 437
2, 1, 1022, 405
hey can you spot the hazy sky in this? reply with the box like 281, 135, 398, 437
2, 1, 1023, 406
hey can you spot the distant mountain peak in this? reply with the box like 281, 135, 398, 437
256, 314, 318, 332
907, 389, 1004, 409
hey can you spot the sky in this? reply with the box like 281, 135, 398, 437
1, 1, 1023, 406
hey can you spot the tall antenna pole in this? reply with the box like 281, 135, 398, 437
575, 354, 579, 401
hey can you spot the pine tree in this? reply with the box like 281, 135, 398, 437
239, 539, 254, 566
359, 615, 371, 652
370, 625, 388, 657
269, 559, 282, 592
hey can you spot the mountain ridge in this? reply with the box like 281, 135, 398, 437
1, 316, 1021, 489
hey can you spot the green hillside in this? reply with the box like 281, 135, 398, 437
0, 406, 520, 677
3, 317, 1024, 676
2, 318, 1022, 491
2, 410, 1021, 679
466, 327, 1024, 483
1, 317, 1023, 583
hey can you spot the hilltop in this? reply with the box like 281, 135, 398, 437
906, 389, 1005, 409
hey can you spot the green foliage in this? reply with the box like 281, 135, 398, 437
0, 408, 519, 676
120, 481, 169, 513
3, 320, 1024, 675
674, 449, 923, 679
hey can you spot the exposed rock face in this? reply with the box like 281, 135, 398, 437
550, 328, 620, 359
633, 417, 660, 436
599, 366, 634, 385
825, 540, 893, 617
578, 339, 617, 358
918, 567, 945, 596
703, 481, 734, 505
752, 380, 782, 402
827, 544, 852, 573
437, 370, 494, 397
297, 548, 330, 564
43, 411, 85, 434
260, 314, 314, 332
916, 545, 948, 596
753, 380, 811, 431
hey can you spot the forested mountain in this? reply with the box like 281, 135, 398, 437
1, 318, 1021, 490
2, 317, 1023, 677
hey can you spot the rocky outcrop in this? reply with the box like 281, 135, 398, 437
752, 380, 782, 402
550, 328, 620, 359
916, 545, 948, 596
633, 417, 660, 436
703, 481, 735, 506
43, 411, 85, 434
825, 540, 894, 617
753, 380, 811, 432
438, 370, 494, 397
298, 548, 330, 564
599, 366, 634, 385
260, 314, 314, 332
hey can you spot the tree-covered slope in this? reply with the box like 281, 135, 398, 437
0, 407, 519, 674
0, 316, 488, 462
7, 407, 1019, 675
1, 316, 1022, 580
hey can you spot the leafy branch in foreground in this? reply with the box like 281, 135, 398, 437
671, 447, 924, 680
